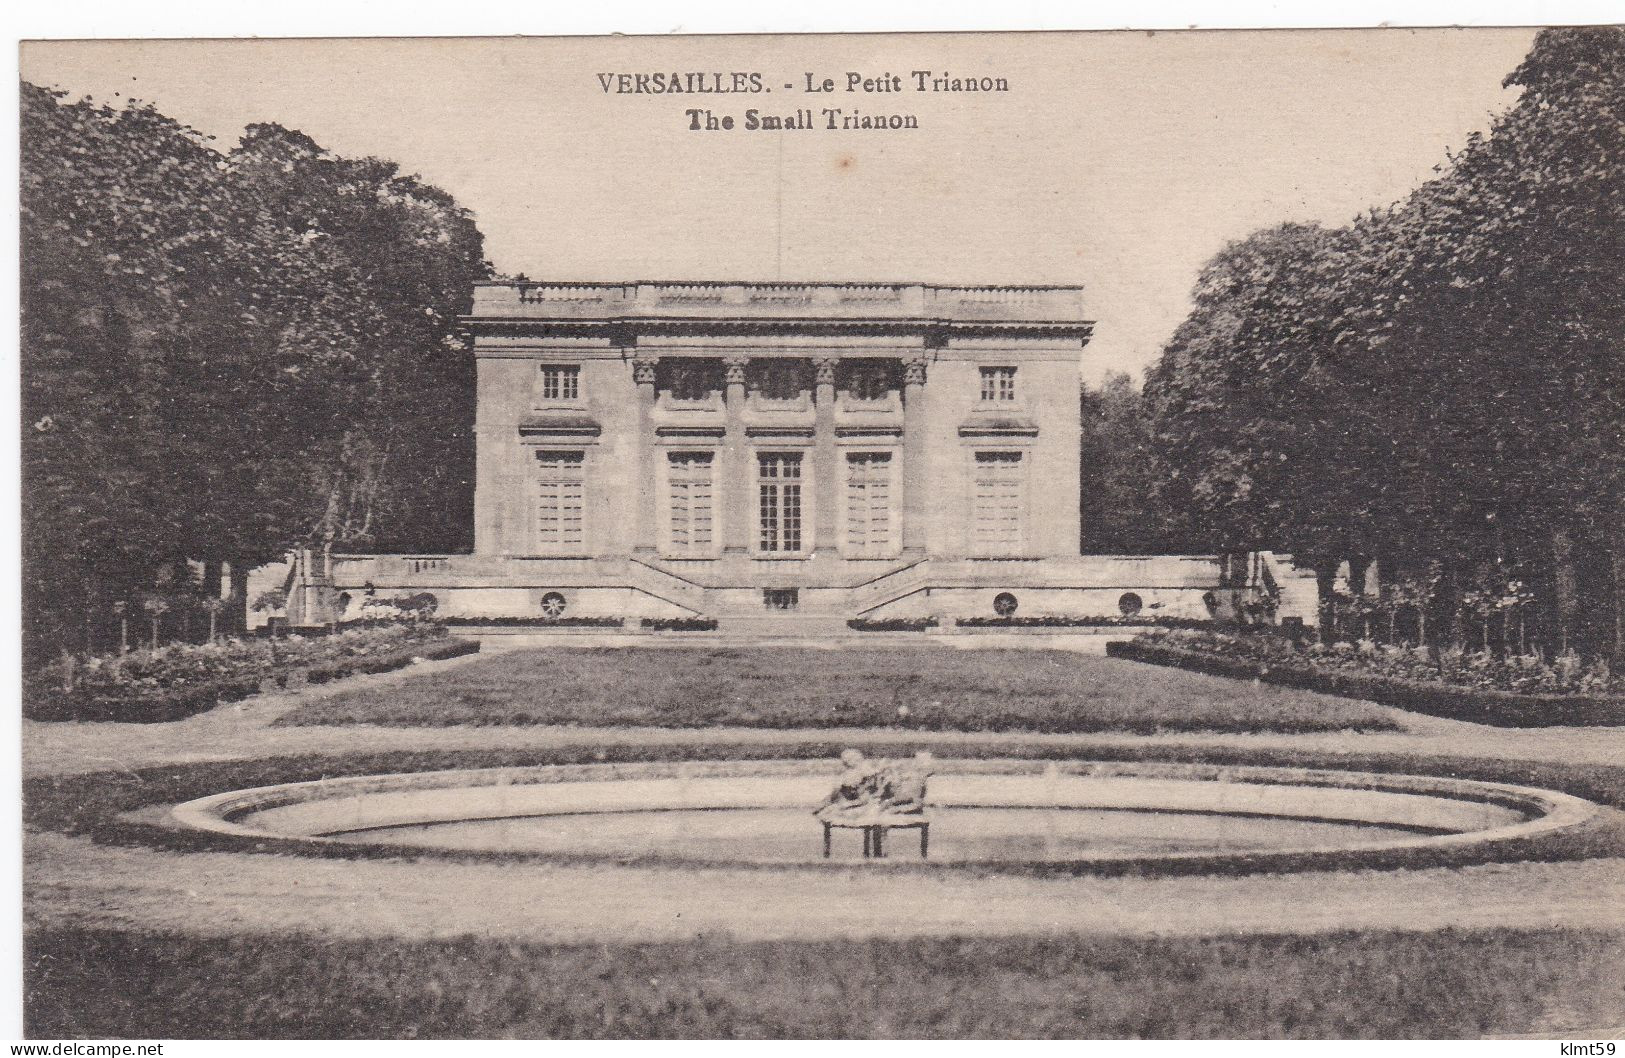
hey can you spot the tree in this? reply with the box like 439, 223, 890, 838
21, 84, 492, 665
1140, 27, 1625, 657
1079, 373, 1173, 553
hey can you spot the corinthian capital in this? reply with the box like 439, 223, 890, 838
903, 356, 929, 387
631, 357, 659, 385
723, 355, 750, 387
813, 356, 839, 388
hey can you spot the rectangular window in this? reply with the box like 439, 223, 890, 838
763, 588, 799, 610
750, 360, 807, 402
972, 451, 1025, 555
979, 366, 1017, 402
845, 452, 894, 555
540, 365, 580, 401
757, 453, 803, 553
841, 361, 894, 402
667, 452, 715, 554
535, 450, 585, 550
664, 361, 722, 402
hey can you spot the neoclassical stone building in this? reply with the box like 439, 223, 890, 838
326, 280, 1225, 629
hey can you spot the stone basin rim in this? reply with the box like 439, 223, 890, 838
167, 758, 1607, 867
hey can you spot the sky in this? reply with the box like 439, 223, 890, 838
22, 29, 1537, 384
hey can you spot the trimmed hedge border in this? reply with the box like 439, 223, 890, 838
442, 616, 625, 628
848, 617, 939, 632
22, 740, 1625, 880
303, 637, 482, 685
957, 616, 1212, 629
640, 617, 719, 632
27, 638, 482, 724
1107, 640, 1625, 728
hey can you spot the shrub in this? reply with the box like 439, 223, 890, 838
641, 617, 719, 632
305, 638, 480, 685
847, 617, 939, 631
25, 624, 465, 722
1109, 632, 1625, 727
956, 615, 1211, 629
440, 616, 626, 628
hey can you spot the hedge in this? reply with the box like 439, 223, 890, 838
956, 615, 1212, 628
304, 638, 482, 684
1106, 640, 1625, 728
25, 674, 271, 724
641, 617, 719, 632
848, 617, 939, 631
441, 616, 626, 628
28, 639, 481, 723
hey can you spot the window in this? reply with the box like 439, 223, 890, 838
757, 453, 803, 553
979, 366, 1017, 402
842, 361, 894, 402
845, 452, 894, 555
540, 365, 580, 401
750, 360, 807, 402
535, 450, 585, 550
972, 451, 1025, 555
763, 588, 799, 610
667, 452, 715, 555
664, 360, 721, 402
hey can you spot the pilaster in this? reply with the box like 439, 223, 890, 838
722, 355, 752, 555
813, 356, 839, 557
632, 356, 659, 553
901, 355, 929, 554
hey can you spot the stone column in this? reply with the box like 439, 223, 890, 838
813, 356, 839, 558
632, 357, 659, 554
723, 355, 752, 554
901, 355, 929, 554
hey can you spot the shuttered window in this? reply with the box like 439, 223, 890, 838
535, 450, 585, 550
845, 452, 894, 555
667, 452, 715, 554
972, 451, 1025, 555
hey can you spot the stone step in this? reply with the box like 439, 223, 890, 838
714, 613, 855, 637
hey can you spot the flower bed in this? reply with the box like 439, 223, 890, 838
847, 617, 939, 632
640, 617, 719, 632
303, 637, 481, 685
956, 615, 1211, 629
1108, 629, 1625, 728
440, 616, 627, 628
25, 624, 466, 723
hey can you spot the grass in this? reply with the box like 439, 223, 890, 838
25, 926, 1625, 1038
274, 647, 1400, 733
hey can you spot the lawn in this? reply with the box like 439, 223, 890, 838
26, 926, 1623, 1038
274, 647, 1399, 733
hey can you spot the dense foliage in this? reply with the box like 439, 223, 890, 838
1078, 372, 1170, 553
1143, 28, 1625, 659
21, 83, 490, 664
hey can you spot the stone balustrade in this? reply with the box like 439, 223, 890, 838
475, 280, 1086, 323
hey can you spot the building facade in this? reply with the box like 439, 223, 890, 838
326, 280, 1228, 627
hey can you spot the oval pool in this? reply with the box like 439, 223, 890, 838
169, 758, 1603, 867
